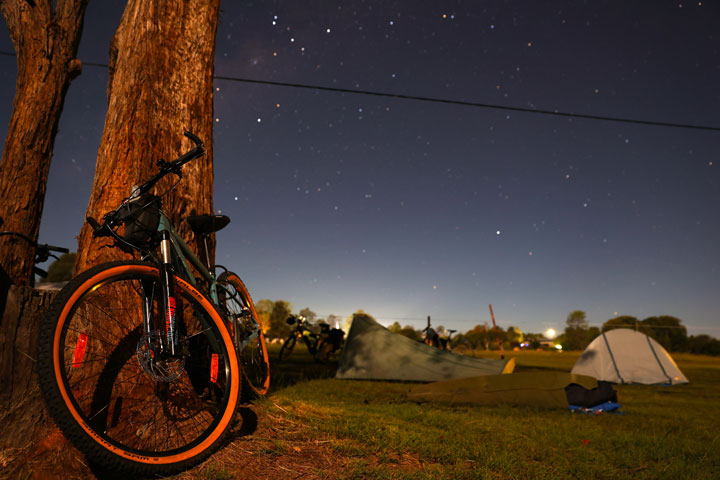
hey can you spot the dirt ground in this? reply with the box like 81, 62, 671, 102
1, 400, 423, 480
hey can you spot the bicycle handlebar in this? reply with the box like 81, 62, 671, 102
88, 131, 205, 239
0, 231, 68, 254
135, 131, 205, 197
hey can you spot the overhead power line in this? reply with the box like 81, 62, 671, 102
215, 76, 720, 132
2, 50, 720, 132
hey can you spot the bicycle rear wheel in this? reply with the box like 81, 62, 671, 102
217, 272, 270, 400
37, 261, 241, 476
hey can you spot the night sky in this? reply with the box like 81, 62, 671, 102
1, 1, 718, 337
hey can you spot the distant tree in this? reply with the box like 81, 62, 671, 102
398, 325, 422, 341
266, 300, 292, 339
463, 323, 491, 350
567, 310, 588, 329
255, 299, 273, 314
506, 326, 524, 347
586, 326, 601, 345
602, 315, 640, 332
0, 0, 88, 285
563, 310, 590, 351
686, 335, 720, 356
389, 321, 402, 334
254, 299, 273, 334
41, 252, 77, 283
642, 316, 687, 352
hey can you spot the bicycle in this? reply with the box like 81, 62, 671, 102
422, 316, 456, 351
0, 217, 70, 286
36, 132, 270, 476
278, 315, 344, 362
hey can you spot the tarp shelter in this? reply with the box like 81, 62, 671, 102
571, 328, 688, 385
407, 372, 600, 408
336, 315, 514, 382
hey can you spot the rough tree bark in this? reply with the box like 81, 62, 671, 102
74, 0, 221, 273
0, 0, 88, 287
0, 286, 56, 446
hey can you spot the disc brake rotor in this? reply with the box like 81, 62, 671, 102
137, 331, 186, 382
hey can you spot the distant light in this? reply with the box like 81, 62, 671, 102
326, 28, 331, 33
257, 118, 261, 123
545, 328, 556, 339
555, 344, 563, 350
496, 230, 501, 235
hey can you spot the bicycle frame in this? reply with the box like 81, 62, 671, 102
150, 211, 258, 356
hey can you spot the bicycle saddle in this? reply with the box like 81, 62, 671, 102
187, 214, 230, 235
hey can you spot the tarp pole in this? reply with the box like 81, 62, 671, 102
489, 304, 504, 359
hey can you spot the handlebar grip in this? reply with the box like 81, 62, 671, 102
33, 266, 48, 278
44, 245, 70, 254
184, 131, 203, 147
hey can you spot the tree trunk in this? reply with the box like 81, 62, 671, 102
0, 285, 56, 446
74, 0, 220, 273
0, 0, 88, 286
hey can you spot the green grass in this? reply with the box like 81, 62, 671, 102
260, 345, 720, 479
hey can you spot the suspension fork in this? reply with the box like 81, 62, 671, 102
159, 230, 180, 356
140, 279, 155, 336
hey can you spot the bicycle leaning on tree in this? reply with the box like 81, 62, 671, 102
36, 132, 270, 476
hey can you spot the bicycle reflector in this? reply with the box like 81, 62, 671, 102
72, 333, 88, 368
210, 354, 218, 383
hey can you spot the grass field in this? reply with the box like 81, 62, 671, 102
174, 346, 720, 480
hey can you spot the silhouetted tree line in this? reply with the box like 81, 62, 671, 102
388, 321, 526, 351
254, 300, 343, 340
557, 310, 720, 355
211, 296, 720, 356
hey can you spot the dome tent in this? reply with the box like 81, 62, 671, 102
571, 328, 688, 385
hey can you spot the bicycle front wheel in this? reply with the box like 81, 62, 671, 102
278, 335, 297, 361
217, 272, 270, 399
37, 261, 241, 476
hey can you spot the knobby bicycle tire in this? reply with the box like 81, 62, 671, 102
217, 271, 270, 400
37, 260, 241, 476
278, 335, 297, 361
